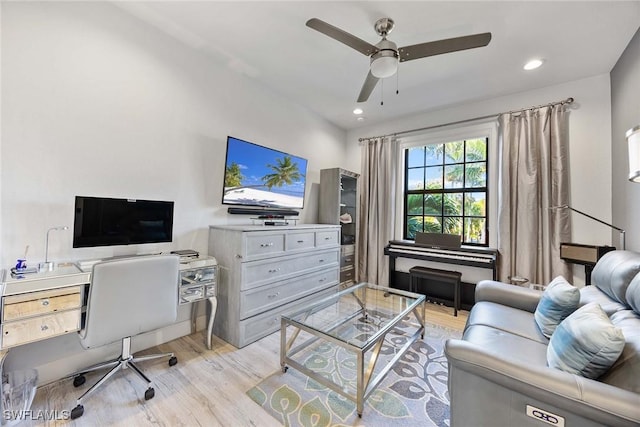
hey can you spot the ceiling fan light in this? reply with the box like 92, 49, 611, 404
371, 56, 398, 78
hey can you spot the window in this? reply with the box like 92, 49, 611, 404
403, 137, 488, 245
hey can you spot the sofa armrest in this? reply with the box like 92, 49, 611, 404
445, 339, 640, 426
475, 280, 542, 312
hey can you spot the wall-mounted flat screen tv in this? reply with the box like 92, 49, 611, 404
222, 136, 308, 209
73, 196, 174, 248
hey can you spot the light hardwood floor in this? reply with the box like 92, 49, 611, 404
27, 303, 467, 426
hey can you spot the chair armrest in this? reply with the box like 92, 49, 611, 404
475, 280, 542, 312
445, 339, 640, 426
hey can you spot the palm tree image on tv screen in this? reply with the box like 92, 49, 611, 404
222, 138, 307, 209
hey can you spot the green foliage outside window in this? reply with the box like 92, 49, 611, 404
404, 138, 488, 245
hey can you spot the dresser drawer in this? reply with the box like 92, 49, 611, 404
244, 233, 286, 260
2, 286, 83, 322
241, 249, 339, 290
180, 267, 216, 285
285, 231, 316, 252
316, 230, 340, 247
238, 285, 338, 347
179, 284, 204, 304
1, 309, 81, 349
240, 268, 339, 319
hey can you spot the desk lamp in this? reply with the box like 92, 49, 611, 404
39, 226, 69, 271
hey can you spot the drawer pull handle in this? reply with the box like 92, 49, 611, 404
319, 259, 324, 263
268, 268, 281, 273
324, 237, 331, 240
41, 325, 49, 331
260, 242, 274, 247
41, 299, 50, 306
267, 292, 280, 299
297, 240, 304, 243
319, 278, 326, 282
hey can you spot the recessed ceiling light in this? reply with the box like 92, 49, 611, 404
524, 59, 544, 70
356, 116, 366, 121
353, 108, 363, 115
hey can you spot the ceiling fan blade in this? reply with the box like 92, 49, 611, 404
306, 18, 378, 56
357, 71, 380, 103
398, 32, 492, 62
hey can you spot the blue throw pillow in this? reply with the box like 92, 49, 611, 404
547, 302, 625, 379
534, 276, 580, 338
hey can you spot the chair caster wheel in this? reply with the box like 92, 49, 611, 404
281, 366, 288, 373
70, 405, 84, 419
145, 387, 155, 400
168, 356, 178, 366
73, 375, 86, 388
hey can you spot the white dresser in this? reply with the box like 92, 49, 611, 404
208, 224, 341, 348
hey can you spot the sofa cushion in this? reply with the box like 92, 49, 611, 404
463, 324, 549, 367
579, 285, 628, 316
626, 273, 640, 314
598, 309, 640, 392
547, 303, 625, 379
591, 250, 640, 306
466, 301, 548, 344
534, 276, 580, 338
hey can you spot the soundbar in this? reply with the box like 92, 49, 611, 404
227, 207, 299, 216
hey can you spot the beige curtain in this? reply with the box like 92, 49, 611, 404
498, 105, 571, 284
357, 137, 396, 286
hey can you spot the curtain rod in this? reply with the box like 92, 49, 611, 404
358, 97, 574, 143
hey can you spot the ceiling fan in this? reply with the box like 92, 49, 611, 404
306, 17, 492, 103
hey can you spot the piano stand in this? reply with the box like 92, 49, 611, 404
409, 266, 462, 316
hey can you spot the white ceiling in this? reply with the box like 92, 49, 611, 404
117, 1, 640, 130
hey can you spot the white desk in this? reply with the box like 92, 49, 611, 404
0, 256, 218, 368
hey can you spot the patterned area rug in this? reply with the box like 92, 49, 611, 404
247, 321, 461, 427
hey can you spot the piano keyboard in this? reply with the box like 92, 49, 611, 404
385, 240, 499, 283
387, 245, 495, 264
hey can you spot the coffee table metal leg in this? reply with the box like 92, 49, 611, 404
280, 318, 288, 372
356, 351, 364, 417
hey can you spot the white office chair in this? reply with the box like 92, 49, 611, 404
70, 254, 180, 419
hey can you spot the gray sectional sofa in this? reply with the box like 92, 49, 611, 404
445, 250, 640, 427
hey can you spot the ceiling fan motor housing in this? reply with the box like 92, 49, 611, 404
370, 38, 399, 78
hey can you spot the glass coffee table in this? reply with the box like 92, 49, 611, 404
280, 282, 425, 417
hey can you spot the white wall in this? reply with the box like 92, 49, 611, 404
0, 2, 346, 383
611, 28, 640, 251
1, 2, 346, 269
346, 75, 614, 286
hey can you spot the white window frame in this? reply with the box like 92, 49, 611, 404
394, 120, 498, 247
